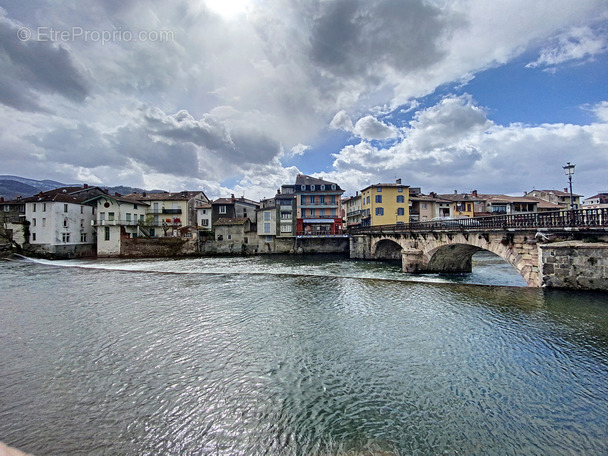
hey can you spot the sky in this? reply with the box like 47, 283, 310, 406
0, 0, 607, 200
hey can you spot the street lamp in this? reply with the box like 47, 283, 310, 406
563, 162, 575, 210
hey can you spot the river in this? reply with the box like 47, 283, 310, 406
1, 252, 607, 455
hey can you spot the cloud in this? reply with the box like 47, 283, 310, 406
330, 94, 608, 196
527, 25, 608, 69
0, 9, 89, 111
330, 110, 397, 140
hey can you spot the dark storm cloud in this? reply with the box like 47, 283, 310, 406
310, 0, 449, 78
0, 13, 90, 111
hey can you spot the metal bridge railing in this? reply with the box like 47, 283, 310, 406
349, 208, 608, 234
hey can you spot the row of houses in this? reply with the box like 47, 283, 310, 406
1, 174, 605, 258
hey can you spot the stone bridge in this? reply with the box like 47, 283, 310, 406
349, 209, 608, 289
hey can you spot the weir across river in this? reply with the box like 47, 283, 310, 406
349, 208, 608, 289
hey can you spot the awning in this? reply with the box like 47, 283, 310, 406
303, 218, 335, 223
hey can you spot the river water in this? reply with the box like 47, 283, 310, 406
1, 253, 607, 455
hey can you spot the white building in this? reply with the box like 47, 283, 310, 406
84, 194, 150, 256
21, 186, 104, 257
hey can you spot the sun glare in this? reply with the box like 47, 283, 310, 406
205, 0, 251, 19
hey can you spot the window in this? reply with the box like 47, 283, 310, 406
153, 203, 159, 213
467, 203, 472, 212
264, 211, 271, 221
140, 214, 144, 222
80, 233, 87, 242
310, 196, 316, 204
100, 212, 105, 221
377, 187, 382, 192
330, 195, 336, 205
264, 223, 271, 233
217, 234, 223, 241
42, 218, 46, 227
320, 195, 325, 204
366, 196, 370, 204
397, 195, 405, 203
43, 203, 46, 211
108, 212, 115, 221
126, 213, 131, 222
32, 218, 36, 227
32, 233, 36, 241
149, 228, 156, 237
280, 225, 292, 233
331, 184, 336, 190
227, 234, 232, 240
266, 236, 273, 242
398, 187, 403, 193
80, 206, 84, 214
311, 185, 315, 191
80, 219, 84, 228
32, 203, 36, 212
320, 185, 325, 190
320, 209, 325, 216
62, 233, 70, 243
422, 203, 427, 209
219, 205, 226, 214
301, 185, 306, 191
201, 219, 209, 226
202, 209, 207, 214
309, 209, 315, 217
64, 204, 68, 213
63, 219, 68, 227
397, 208, 405, 216
302, 209, 306, 217
376, 207, 384, 216
375, 195, 382, 203
133, 204, 138, 210
301, 195, 306, 205
104, 227, 110, 241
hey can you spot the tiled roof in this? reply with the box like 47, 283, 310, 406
19, 186, 105, 204
295, 174, 341, 189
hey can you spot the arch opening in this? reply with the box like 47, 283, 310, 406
373, 239, 402, 261
427, 244, 481, 273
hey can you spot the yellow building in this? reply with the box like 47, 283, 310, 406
360, 181, 410, 226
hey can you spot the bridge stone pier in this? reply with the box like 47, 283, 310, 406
350, 228, 608, 289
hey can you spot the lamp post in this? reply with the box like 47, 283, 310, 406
563, 162, 575, 210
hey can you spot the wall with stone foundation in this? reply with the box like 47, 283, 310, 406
540, 242, 608, 290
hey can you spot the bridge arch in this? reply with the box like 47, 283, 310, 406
369, 232, 539, 286
372, 238, 403, 261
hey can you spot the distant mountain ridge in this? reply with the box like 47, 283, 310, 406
0, 175, 166, 200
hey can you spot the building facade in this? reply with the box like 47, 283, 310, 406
360, 181, 409, 226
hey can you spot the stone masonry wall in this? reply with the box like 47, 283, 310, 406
540, 242, 608, 290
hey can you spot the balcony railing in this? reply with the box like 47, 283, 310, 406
93, 219, 139, 226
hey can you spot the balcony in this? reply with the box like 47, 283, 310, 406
93, 219, 139, 226
162, 208, 182, 214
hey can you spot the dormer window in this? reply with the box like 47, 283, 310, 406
331, 184, 336, 190
311, 185, 315, 191
301, 185, 306, 191
320, 185, 325, 190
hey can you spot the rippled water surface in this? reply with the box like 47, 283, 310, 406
1, 254, 607, 455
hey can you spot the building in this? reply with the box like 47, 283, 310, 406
211, 195, 259, 225
525, 189, 582, 210
344, 193, 362, 228
582, 192, 608, 209
409, 192, 453, 222
19, 185, 105, 257
196, 202, 213, 231
83, 193, 150, 256
256, 189, 297, 241
289, 174, 344, 236
360, 180, 409, 227
121, 191, 209, 237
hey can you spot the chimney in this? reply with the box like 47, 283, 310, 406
142, 192, 146, 197
0, 197, 4, 202
115, 192, 120, 197
396, 178, 402, 185
355, 191, 358, 196
277, 189, 281, 195
83, 183, 88, 188
231, 194, 235, 202
472, 190, 478, 197
564, 188, 568, 193
454, 190, 458, 195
